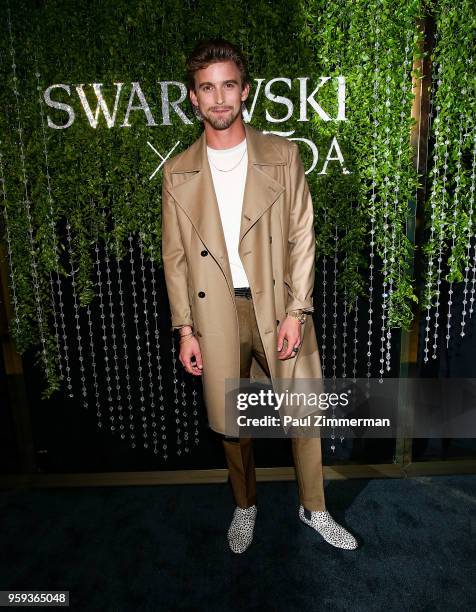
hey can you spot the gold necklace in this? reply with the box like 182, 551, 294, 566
208, 146, 247, 172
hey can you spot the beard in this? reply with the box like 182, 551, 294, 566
202, 104, 242, 130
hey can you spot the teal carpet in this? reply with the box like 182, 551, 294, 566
1, 474, 475, 611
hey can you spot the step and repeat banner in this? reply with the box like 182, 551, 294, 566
0, 0, 474, 468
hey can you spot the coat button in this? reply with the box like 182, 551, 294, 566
196, 331, 202, 338
201, 250, 208, 256
276, 320, 280, 325
273, 279, 275, 286
198, 291, 206, 298
269, 236, 272, 243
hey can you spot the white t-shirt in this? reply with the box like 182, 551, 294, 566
207, 137, 250, 288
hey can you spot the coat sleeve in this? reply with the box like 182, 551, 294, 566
284, 142, 316, 315
161, 162, 194, 331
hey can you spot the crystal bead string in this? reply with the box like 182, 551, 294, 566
445, 112, 466, 346
431, 134, 450, 360
385, 29, 413, 373
342, 268, 348, 379
54, 248, 71, 392
417, 27, 436, 352
191, 377, 199, 447
367, 18, 380, 379
428, 29, 439, 138
328, 219, 340, 451
35, 64, 66, 383
352, 295, 359, 381
334, 29, 347, 388
331, 220, 339, 379
339, 280, 348, 447
422, 60, 445, 363
1, 5, 22, 341
466, 109, 476, 319
65, 217, 87, 402
149, 240, 168, 458
456, 56, 475, 335
333, 5, 353, 387
424, 59, 449, 361
178, 359, 190, 455
0, 142, 20, 340
95, 227, 114, 428
95, 27, 119, 435
138, 232, 157, 451
7, 7, 50, 380
377, 69, 392, 381
337, 221, 347, 446
460, 126, 476, 338
128, 233, 148, 448
320, 207, 328, 377
114, 228, 135, 445
170, 335, 184, 452
85, 281, 100, 423
102, 209, 124, 435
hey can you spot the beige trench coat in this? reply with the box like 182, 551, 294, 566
161, 122, 323, 435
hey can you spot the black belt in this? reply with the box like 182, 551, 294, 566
234, 286, 252, 298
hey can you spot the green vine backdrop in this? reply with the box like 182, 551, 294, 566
0, 0, 474, 398
420, 0, 475, 358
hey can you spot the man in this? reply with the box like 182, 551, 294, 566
161, 38, 358, 553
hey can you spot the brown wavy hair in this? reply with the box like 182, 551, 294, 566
185, 38, 249, 92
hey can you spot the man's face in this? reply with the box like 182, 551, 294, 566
189, 60, 250, 130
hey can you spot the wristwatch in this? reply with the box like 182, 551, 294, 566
287, 310, 307, 324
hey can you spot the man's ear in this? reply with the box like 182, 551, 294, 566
189, 88, 198, 107
241, 82, 250, 102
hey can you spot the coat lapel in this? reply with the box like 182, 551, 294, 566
165, 123, 286, 297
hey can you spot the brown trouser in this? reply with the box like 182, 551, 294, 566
221, 292, 326, 512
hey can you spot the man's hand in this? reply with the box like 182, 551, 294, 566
277, 316, 302, 360
179, 336, 203, 376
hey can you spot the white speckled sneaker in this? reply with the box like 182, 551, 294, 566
299, 505, 358, 550
227, 504, 257, 554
